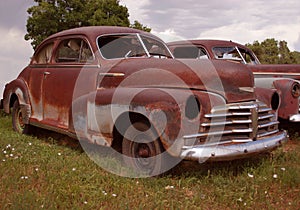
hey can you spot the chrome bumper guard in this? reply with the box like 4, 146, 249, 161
180, 130, 288, 162
290, 114, 300, 122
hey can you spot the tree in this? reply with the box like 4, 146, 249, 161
291, 51, 300, 64
25, 0, 151, 49
246, 38, 300, 64
130, 20, 151, 32
261, 38, 279, 64
278, 40, 293, 64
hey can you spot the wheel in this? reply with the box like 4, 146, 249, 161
122, 122, 164, 177
12, 100, 30, 134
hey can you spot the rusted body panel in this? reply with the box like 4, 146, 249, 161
168, 40, 300, 122
1, 27, 287, 168
251, 65, 300, 80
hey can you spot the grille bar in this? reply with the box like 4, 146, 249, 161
201, 119, 252, 127
205, 112, 251, 118
184, 128, 253, 139
258, 121, 279, 129
258, 114, 274, 120
257, 129, 279, 138
184, 101, 279, 146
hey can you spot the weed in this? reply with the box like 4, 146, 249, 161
0, 112, 299, 209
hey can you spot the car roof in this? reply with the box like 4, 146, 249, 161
41, 26, 160, 45
168, 39, 247, 49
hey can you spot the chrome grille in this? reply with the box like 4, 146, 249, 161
184, 101, 279, 146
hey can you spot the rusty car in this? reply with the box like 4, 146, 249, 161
168, 40, 300, 122
1, 27, 287, 177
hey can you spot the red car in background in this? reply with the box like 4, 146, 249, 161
168, 40, 300, 122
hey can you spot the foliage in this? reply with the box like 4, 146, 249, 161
25, 0, 151, 49
246, 38, 300, 64
130, 20, 151, 32
0, 111, 300, 209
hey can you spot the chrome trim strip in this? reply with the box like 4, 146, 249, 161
98, 73, 125, 77
254, 72, 300, 76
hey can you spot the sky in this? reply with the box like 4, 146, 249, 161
1, 0, 300, 97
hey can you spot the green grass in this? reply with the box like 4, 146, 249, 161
0, 110, 299, 209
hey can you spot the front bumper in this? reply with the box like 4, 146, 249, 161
180, 130, 288, 162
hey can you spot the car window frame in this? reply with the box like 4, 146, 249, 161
96, 33, 173, 60
54, 36, 95, 64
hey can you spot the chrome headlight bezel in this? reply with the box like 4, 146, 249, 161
291, 82, 300, 98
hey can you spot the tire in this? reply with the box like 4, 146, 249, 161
12, 100, 30, 134
122, 122, 164, 177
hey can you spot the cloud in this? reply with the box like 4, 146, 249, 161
152, 29, 184, 42
295, 34, 300, 52
119, 0, 151, 23
0, 0, 34, 97
0, 27, 33, 97
0, 0, 33, 30
120, 0, 300, 50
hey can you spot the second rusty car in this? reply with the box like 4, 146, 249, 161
1, 27, 287, 177
168, 40, 300, 122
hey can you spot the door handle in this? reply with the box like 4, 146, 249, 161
43, 71, 50, 79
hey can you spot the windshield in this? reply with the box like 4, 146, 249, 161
98, 34, 173, 59
212, 46, 260, 64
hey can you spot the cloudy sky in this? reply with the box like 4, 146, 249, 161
1, 0, 300, 97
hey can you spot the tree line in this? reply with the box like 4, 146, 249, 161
246, 39, 300, 64
25, 0, 300, 64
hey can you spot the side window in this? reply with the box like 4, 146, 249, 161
173, 46, 208, 59
56, 38, 93, 63
34, 43, 54, 64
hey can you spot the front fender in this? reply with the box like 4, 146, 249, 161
72, 87, 226, 156
272, 79, 300, 120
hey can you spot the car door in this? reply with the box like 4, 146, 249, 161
42, 37, 95, 129
28, 42, 54, 122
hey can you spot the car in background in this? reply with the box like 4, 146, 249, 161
1, 27, 287, 177
168, 40, 300, 122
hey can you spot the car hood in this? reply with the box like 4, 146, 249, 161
101, 58, 255, 103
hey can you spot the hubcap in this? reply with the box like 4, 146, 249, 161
17, 109, 25, 130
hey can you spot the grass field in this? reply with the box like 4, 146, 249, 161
0, 110, 299, 209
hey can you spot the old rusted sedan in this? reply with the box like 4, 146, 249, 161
168, 40, 300, 122
1, 27, 287, 177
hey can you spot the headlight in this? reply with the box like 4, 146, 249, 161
271, 91, 280, 110
185, 95, 201, 120
291, 82, 300, 98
